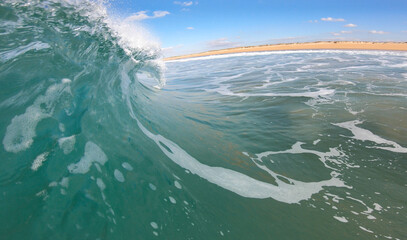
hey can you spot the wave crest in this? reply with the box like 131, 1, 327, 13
0, 0, 165, 86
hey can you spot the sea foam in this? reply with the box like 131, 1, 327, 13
3, 80, 72, 153
136, 119, 346, 203
333, 120, 407, 153
68, 141, 108, 174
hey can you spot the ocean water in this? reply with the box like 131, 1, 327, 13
1, 1, 407, 240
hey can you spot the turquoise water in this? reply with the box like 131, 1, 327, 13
1, 1, 407, 239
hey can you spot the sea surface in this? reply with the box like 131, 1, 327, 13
1, 1, 407, 239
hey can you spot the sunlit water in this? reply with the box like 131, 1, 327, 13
1, 1, 407, 239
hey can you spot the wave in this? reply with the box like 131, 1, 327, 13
2, 1, 406, 238
0, 0, 165, 84
0, 0, 168, 154
0, 0, 344, 206
0, 0, 171, 235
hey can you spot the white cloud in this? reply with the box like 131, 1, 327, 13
321, 17, 345, 22
174, 1, 193, 6
369, 30, 387, 34
308, 20, 318, 23
206, 38, 241, 49
162, 44, 185, 57
152, 11, 170, 18
344, 23, 357, 27
331, 31, 351, 36
125, 11, 170, 21
162, 44, 184, 52
186, 27, 194, 30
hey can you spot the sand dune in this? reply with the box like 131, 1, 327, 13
164, 41, 407, 61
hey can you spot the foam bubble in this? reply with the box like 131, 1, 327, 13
61, 78, 72, 84
333, 216, 348, 223
149, 183, 157, 191
121, 162, 133, 171
114, 169, 125, 182
59, 123, 65, 132
96, 178, 106, 200
373, 203, 383, 211
59, 177, 69, 188
169, 196, 176, 204
58, 135, 76, 154
150, 222, 158, 229
174, 180, 182, 189
31, 152, 49, 171
67, 141, 108, 174
49, 182, 58, 187
333, 120, 407, 153
359, 226, 374, 234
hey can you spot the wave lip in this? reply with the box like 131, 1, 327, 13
0, 0, 166, 87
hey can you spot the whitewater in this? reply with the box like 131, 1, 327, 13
1, 1, 407, 239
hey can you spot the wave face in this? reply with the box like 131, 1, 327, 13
1, 1, 407, 239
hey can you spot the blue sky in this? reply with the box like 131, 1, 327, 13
109, 0, 407, 57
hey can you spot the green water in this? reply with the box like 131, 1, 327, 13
1, 1, 407, 239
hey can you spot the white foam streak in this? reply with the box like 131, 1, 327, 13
255, 142, 344, 170
0, 41, 50, 62
388, 62, 407, 68
31, 152, 50, 171
333, 120, 407, 153
359, 226, 374, 234
210, 86, 335, 99
135, 119, 345, 203
333, 216, 348, 223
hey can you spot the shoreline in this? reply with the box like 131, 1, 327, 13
164, 41, 407, 61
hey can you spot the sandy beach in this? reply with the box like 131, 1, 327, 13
164, 41, 407, 61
